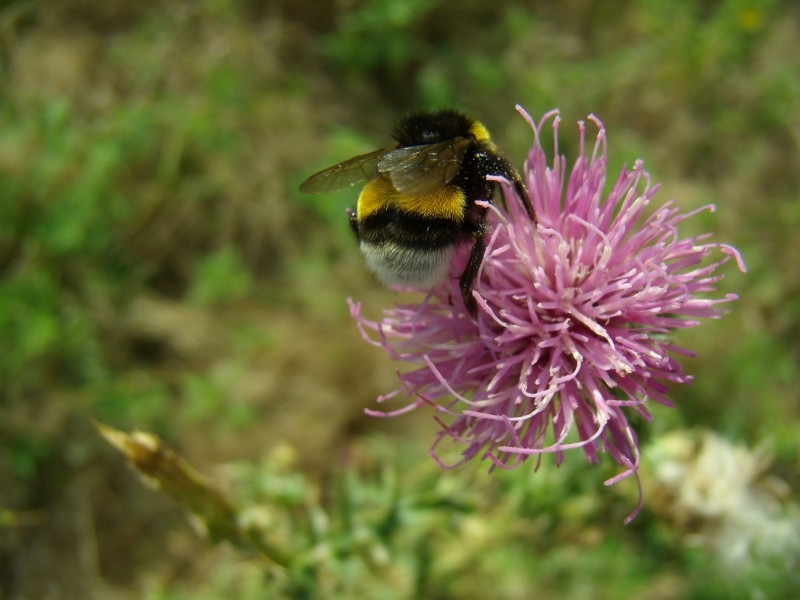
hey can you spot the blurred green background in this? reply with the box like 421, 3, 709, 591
1, 0, 798, 598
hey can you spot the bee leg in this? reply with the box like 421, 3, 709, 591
513, 179, 535, 221
481, 151, 535, 220
347, 207, 360, 238
460, 232, 486, 316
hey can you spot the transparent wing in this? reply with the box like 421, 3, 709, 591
298, 146, 394, 194
378, 137, 470, 196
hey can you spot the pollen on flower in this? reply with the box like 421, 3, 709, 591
349, 106, 746, 522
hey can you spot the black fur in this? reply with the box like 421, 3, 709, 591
358, 210, 463, 249
392, 109, 475, 146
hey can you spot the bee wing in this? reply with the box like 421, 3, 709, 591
298, 146, 395, 194
378, 137, 471, 196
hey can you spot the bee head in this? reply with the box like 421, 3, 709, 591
393, 110, 480, 146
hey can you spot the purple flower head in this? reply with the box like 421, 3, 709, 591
349, 107, 746, 521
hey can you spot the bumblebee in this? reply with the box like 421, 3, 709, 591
300, 109, 533, 314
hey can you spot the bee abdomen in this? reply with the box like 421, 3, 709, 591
359, 241, 456, 289
356, 210, 463, 289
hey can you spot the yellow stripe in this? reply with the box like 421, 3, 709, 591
358, 177, 466, 221
469, 120, 496, 150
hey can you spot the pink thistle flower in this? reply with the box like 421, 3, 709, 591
349, 107, 746, 521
